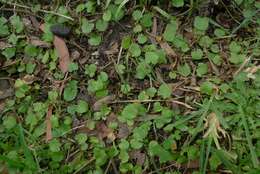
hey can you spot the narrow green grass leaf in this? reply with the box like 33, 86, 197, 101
239, 106, 259, 168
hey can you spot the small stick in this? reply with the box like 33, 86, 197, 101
233, 56, 251, 77
1, 1, 74, 21
109, 99, 194, 109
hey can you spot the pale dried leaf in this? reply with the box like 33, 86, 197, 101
22, 75, 38, 85
53, 36, 70, 73
93, 95, 115, 111
159, 41, 177, 58
0, 41, 11, 50
46, 105, 53, 142
40, 24, 70, 73
30, 37, 51, 48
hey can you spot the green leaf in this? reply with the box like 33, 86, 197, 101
229, 53, 245, 64
200, 81, 214, 95
208, 53, 222, 65
199, 36, 213, 48
88, 34, 102, 46
121, 35, 131, 49
94, 148, 108, 166
119, 139, 130, 150
196, 63, 208, 77
158, 83, 172, 99
140, 13, 153, 28
2, 47, 16, 59
194, 16, 209, 31
0, 17, 9, 36
24, 44, 38, 57
209, 152, 221, 171
49, 139, 61, 152
133, 24, 142, 33
96, 19, 108, 32
163, 20, 178, 42
229, 41, 241, 53
10, 15, 24, 33
191, 49, 203, 60
119, 150, 129, 163
120, 103, 139, 121
68, 62, 79, 72
135, 61, 151, 79
26, 62, 36, 74
85, 64, 97, 77
115, 64, 126, 74
76, 3, 86, 13
77, 100, 89, 114
145, 51, 159, 65
129, 43, 141, 57
103, 10, 112, 21
81, 18, 94, 34
121, 83, 131, 94
3, 116, 17, 130
177, 63, 191, 77
63, 80, 78, 101
48, 90, 58, 101
130, 139, 143, 149
75, 133, 88, 144
8, 33, 18, 45
132, 10, 143, 21
214, 28, 226, 37
172, 0, 184, 7
149, 141, 174, 163
137, 34, 147, 44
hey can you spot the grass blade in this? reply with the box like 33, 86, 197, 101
239, 106, 259, 168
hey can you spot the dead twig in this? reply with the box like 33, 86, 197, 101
1, 1, 74, 21
109, 99, 194, 109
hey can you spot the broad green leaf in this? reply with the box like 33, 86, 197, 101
2, 47, 16, 59
163, 20, 178, 42
10, 15, 24, 33
140, 13, 153, 28
24, 44, 38, 57
158, 83, 172, 99
200, 81, 214, 95
129, 43, 141, 57
132, 10, 143, 21
77, 100, 89, 114
177, 63, 191, 77
149, 141, 174, 163
145, 51, 159, 65
88, 34, 102, 46
81, 18, 94, 34
172, 0, 184, 7
63, 80, 78, 101
194, 16, 209, 31
191, 49, 203, 60
135, 61, 151, 79
196, 63, 208, 77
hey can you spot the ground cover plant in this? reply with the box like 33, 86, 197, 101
0, 0, 260, 173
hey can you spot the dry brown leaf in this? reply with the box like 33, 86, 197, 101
96, 122, 115, 141
0, 41, 11, 50
22, 74, 38, 84
93, 95, 115, 111
159, 41, 178, 68
53, 36, 70, 73
46, 105, 53, 142
40, 24, 70, 73
130, 150, 146, 166
30, 37, 51, 48
117, 123, 130, 139
0, 100, 5, 113
159, 41, 177, 58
